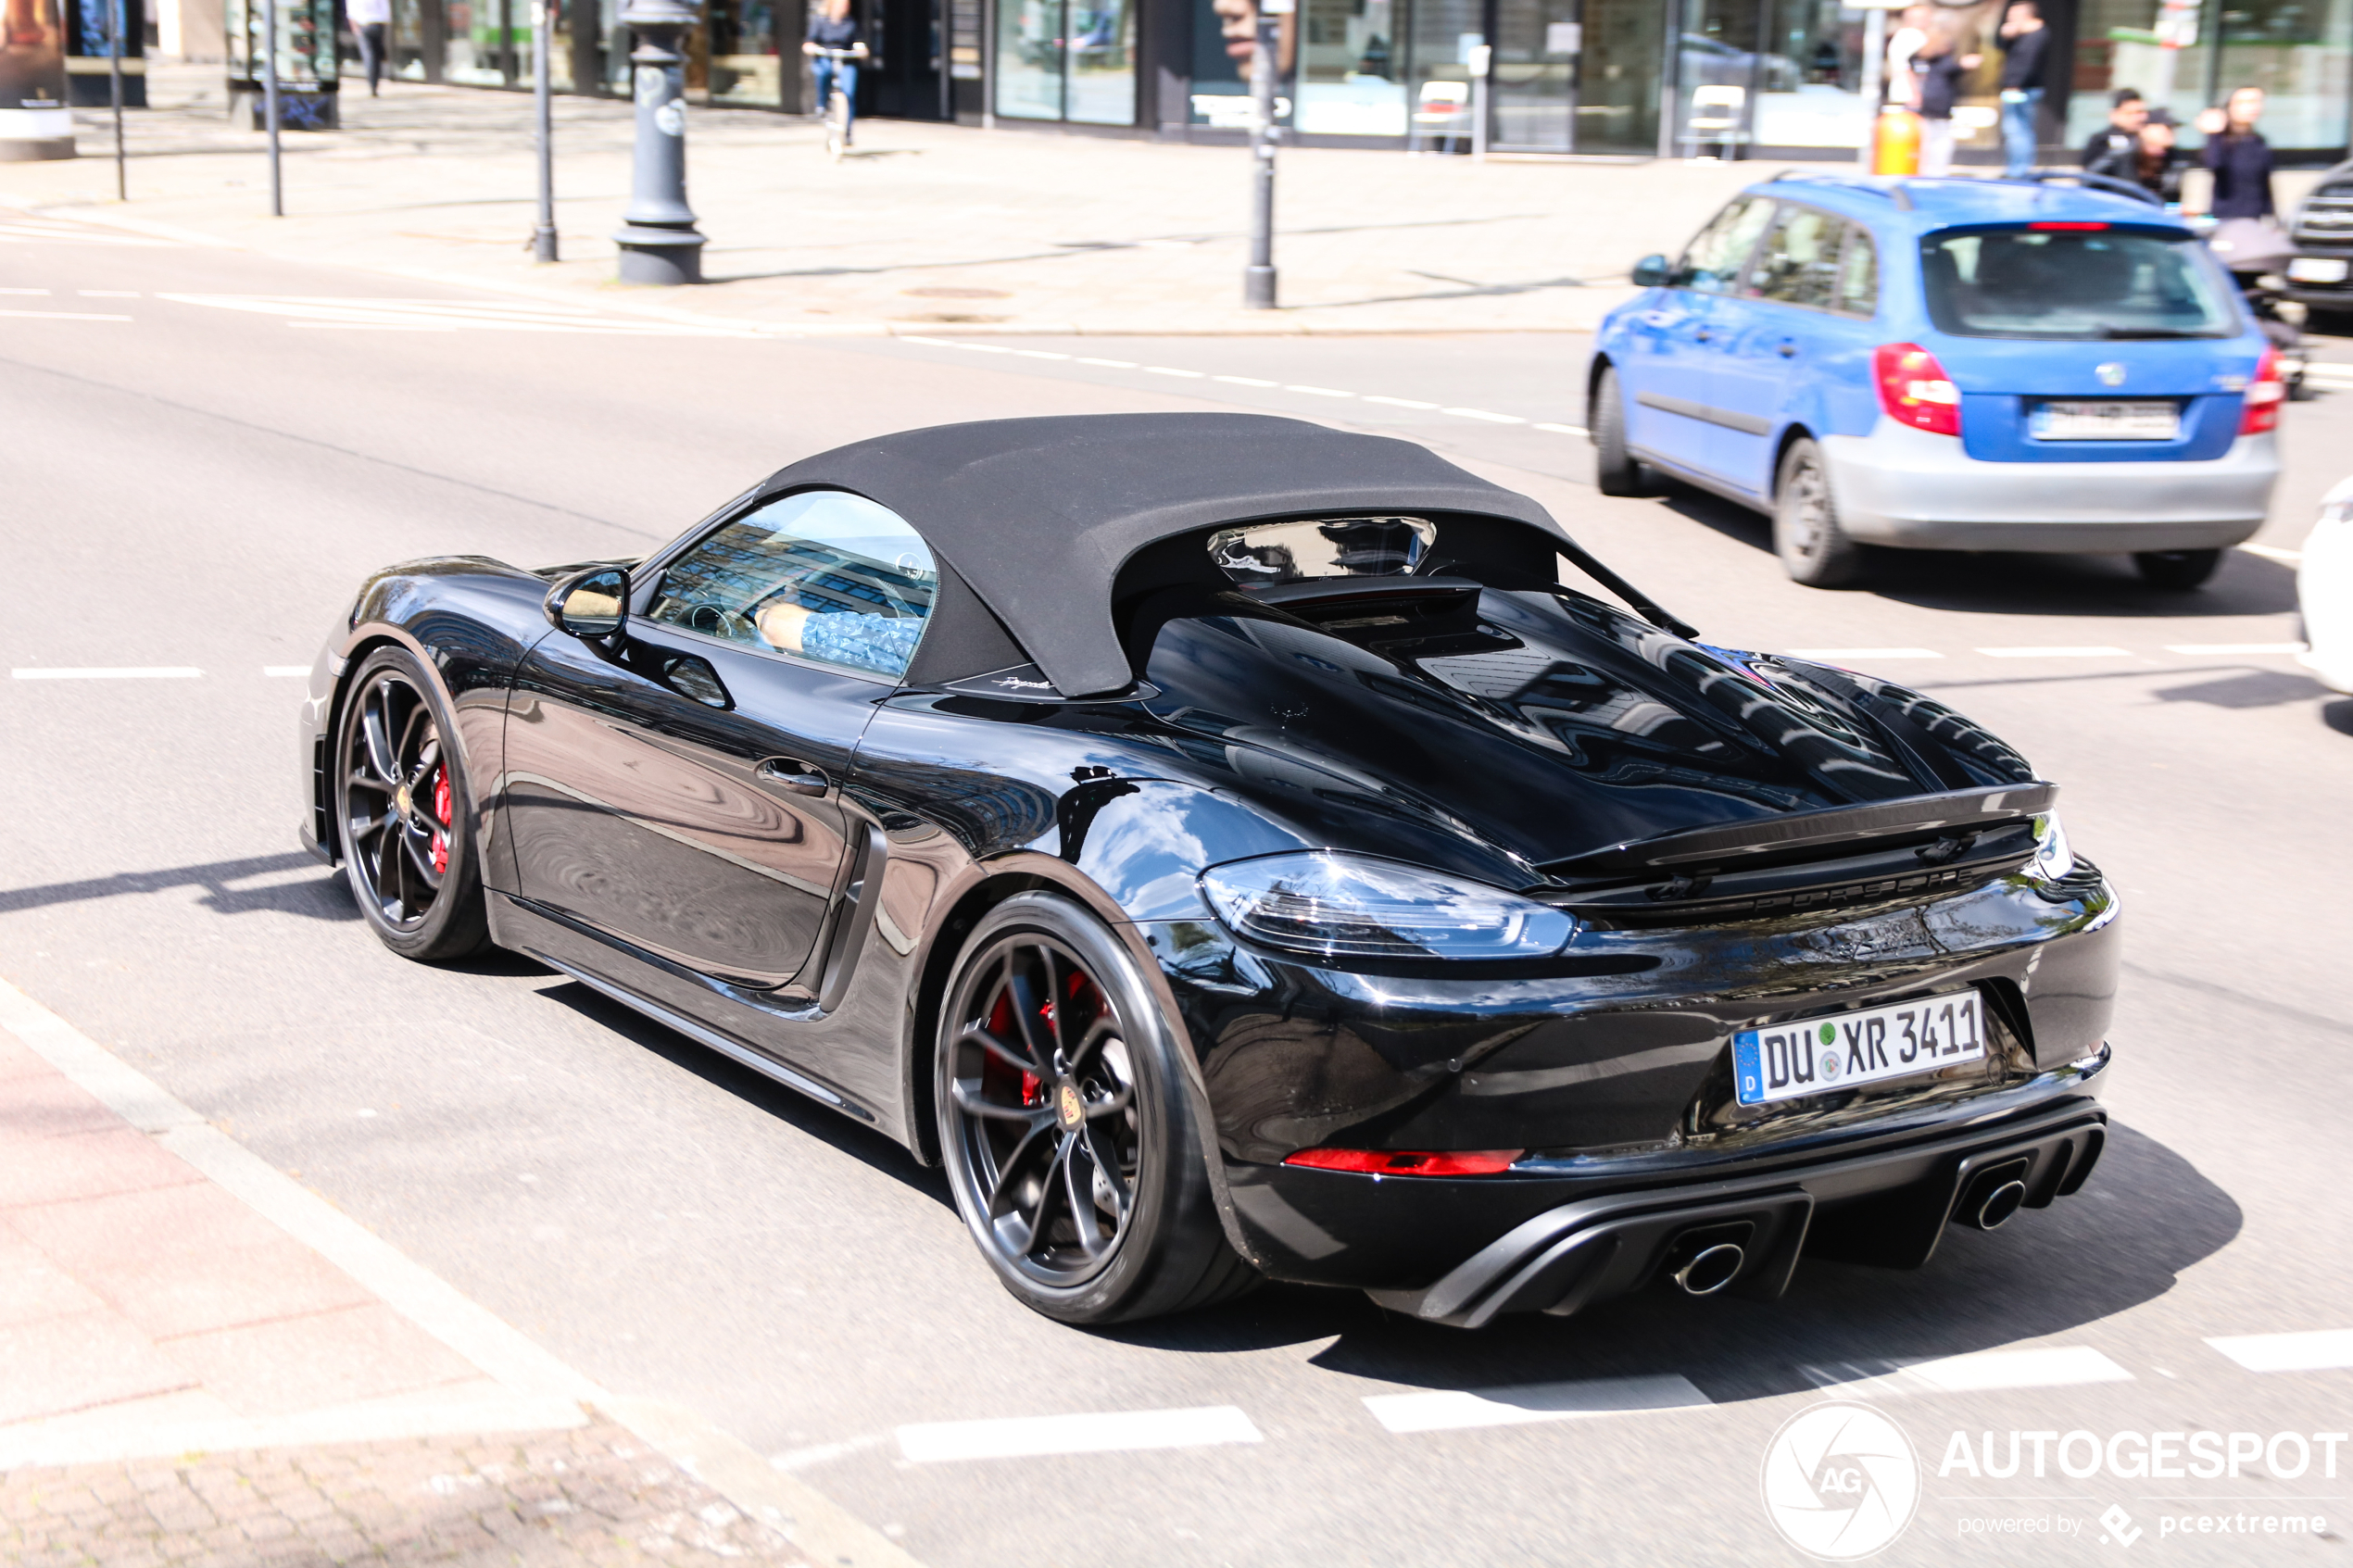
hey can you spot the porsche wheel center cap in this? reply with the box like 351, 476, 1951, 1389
394, 784, 412, 818
1055, 1082, 1084, 1129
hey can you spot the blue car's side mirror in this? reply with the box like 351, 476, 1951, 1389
1631, 254, 1670, 288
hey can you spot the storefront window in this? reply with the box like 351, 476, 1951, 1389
1753, 0, 1860, 147
709, 0, 783, 104
443, 0, 510, 82
1575, 0, 1663, 152
1403, 0, 1478, 142
997, 0, 1131, 119
1298, 0, 1403, 134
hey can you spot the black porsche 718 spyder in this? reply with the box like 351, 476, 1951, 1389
298, 413, 2116, 1328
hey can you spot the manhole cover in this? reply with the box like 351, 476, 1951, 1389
901, 286, 1012, 299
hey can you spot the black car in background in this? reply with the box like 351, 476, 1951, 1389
299, 413, 2118, 1328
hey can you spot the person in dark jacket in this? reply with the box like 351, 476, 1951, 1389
2198, 85, 2275, 220
2128, 108, 2186, 204
1996, 1, 2050, 177
1916, 19, 1982, 177
2082, 88, 2145, 177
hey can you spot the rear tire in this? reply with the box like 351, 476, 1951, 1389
936, 893, 1257, 1325
1773, 437, 1865, 588
333, 646, 492, 963
1591, 367, 1650, 497
2133, 548, 2222, 590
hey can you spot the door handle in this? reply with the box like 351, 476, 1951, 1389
757, 758, 830, 796
1777, 343, 1798, 358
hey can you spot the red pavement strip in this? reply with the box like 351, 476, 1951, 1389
0, 978, 923, 1568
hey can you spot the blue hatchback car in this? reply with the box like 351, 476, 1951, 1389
1590, 172, 2283, 589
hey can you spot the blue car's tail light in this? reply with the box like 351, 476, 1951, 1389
1199, 851, 1576, 960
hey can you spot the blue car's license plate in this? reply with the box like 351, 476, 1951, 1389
1733, 992, 1987, 1107
2031, 400, 2180, 441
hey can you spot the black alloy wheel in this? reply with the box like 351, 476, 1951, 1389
937, 893, 1256, 1323
334, 647, 490, 961
2133, 548, 2223, 590
1774, 436, 1866, 589
1591, 366, 1651, 497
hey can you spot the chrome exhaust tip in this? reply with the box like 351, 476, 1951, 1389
1672, 1242, 1745, 1297
1974, 1179, 2028, 1231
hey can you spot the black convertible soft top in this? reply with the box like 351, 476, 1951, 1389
758, 412, 1670, 697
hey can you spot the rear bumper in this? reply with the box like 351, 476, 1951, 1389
1357, 1089, 2107, 1328
1822, 420, 2279, 553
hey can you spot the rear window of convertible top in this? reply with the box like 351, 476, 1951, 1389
1209, 516, 1437, 588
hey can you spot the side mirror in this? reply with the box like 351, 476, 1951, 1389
1631, 254, 1670, 288
545, 565, 628, 641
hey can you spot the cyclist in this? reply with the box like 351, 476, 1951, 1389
803, 0, 868, 147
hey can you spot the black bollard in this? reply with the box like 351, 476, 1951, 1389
610, 0, 705, 285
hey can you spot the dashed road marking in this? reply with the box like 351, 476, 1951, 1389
2207, 1329, 2353, 1374
1141, 364, 1207, 378
0, 308, 131, 321
1441, 406, 1527, 424
0, 220, 177, 246
1214, 374, 1278, 387
1364, 1375, 1710, 1435
1802, 1346, 2134, 1398
1362, 395, 1440, 409
1792, 647, 1944, 659
0, 286, 50, 295
262, 665, 311, 677
1976, 646, 2131, 659
11, 666, 203, 680
2164, 641, 2309, 655
78, 289, 139, 298
158, 295, 761, 337
895, 1405, 1262, 1462
1284, 383, 1353, 397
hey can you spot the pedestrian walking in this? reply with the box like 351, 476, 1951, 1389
1995, 0, 2049, 177
348, 0, 391, 95
2197, 85, 2275, 220
1884, 4, 1931, 109
802, 0, 866, 144
1914, 19, 1982, 177
2081, 87, 2145, 177
2131, 108, 2187, 204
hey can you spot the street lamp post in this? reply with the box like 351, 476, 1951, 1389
530, 0, 557, 261
262, 0, 283, 215
610, 0, 704, 284
1242, 0, 1289, 310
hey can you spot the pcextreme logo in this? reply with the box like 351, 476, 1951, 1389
1760, 1401, 1922, 1560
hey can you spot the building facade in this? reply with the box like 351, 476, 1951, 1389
359, 0, 2353, 161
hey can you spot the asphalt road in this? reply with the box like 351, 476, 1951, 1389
4, 215, 2351, 1568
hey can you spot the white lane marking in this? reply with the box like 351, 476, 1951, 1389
0, 286, 50, 295
1533, 421, 1589, 435
1010, 348, 1069, 359
158, 295, 758, 337
896, 1406, 1261, 1462
0, 308, 131, 321
1075, 356, 1138, 367
1285, 383, 1354, 397
262, 665, 311, 677
1362, 395, 1441, 409
2163, 641, 2309, 655
1141, 365, 1207, 378
1441, 406, 1528, 424
1214, 374, 1278, 386
2207, 1329, 2353, 1373
1974, 646, 2131, 659
2240, 542, 2304, 563
0, 221, 176, 246
78, 289, 139, 297
769, 1434, 892, 1472
12, 666, 202, 680
1802, 1346, 2133, 1398
1790, 647, 1944, 660
1365, 1375, 1711, 1435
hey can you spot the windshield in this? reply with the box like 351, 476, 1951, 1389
1920, 226, 2239, 340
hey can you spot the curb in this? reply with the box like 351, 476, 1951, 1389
0, 975, 925, 1568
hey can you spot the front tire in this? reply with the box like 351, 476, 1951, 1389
1774, 437, 1866, 588
1591, 366, 1650, 497
936, 893, 1256, 1324
2133, 548, 2222, 589
333, 646, 491, 962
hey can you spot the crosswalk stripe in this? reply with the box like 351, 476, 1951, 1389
2207, 1329, 2353, 1373
1364, 1375, 1711, 1434
1801, 1346, 2133, 1398
896, 1405, 1261, 1461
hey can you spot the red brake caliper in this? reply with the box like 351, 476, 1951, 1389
430, 768, 452, 874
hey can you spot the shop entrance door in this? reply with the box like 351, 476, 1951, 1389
1490, 0, 1578, 151
1569, 0, 1661, 153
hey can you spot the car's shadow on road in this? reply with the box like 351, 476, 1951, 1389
1106, 1122, 2239, 1406
1660, 486, 2301, 618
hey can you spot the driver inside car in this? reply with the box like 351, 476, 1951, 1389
754, 596, 923, 678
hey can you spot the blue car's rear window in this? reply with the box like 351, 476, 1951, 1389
1920, 226, 2237, 340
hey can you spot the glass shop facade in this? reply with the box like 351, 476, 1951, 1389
369, 0, 2353, 161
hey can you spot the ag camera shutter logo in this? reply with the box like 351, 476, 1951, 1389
1760, 1401, 1921, 1559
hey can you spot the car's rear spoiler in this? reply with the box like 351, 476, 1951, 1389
1539, 783, 2058, 883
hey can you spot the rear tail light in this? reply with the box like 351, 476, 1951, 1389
2241, 345, 2285, 435
1283, 1148, 1523, 1177
1873, 343, 1963, 436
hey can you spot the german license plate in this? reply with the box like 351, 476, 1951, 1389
2031, 400, 2180, 441
2288, 257, 2350, 283
1732, 992, 1987, 1107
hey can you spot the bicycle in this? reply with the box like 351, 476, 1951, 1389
810, 46, 864, 162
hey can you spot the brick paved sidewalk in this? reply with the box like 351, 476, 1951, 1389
0, 62, 1772, 335
0, 1417, 804, 1567
0, 990, 912, 1568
